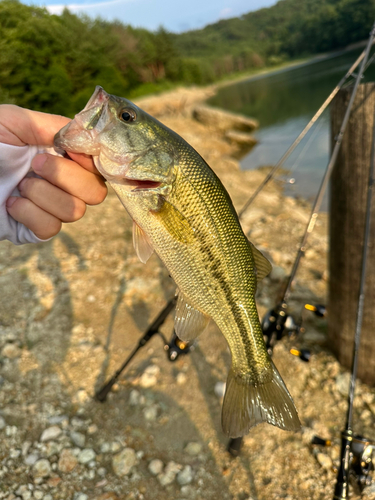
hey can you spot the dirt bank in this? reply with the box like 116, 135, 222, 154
0, 86, 374, 500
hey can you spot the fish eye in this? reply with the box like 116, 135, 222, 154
120, 108, 137, 123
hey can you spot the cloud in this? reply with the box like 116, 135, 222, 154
46, 0, 134, 15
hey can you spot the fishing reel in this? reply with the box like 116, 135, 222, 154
164, 331, 192, 361
349, 435, 375, 494
261, 302, 291, 355
262, 302, 326, 361
314, 432, 375, 497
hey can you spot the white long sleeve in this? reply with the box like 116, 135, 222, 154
0, 142, 51, 245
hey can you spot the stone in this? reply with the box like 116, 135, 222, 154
58, 448, 78, 473
139, 365, 160, 388
336, 372, 351, 397
33, 492, 44, 500
24, 453, 39, 466
176, 372, 187, 385
100, 442, 111, 454
48, 415, 68, 426
110, 442, 121, 453
46, 477, 61, 488
45, 441, 62, 458
78, 448, 96, 464
10, 449, 21, 459
184, 442, 202, 456
214, 381, 226, 398
143, 405, 158, 421
87, 424, 98, 435
157, 461, 182, 486
70, 431, 86, 448
1, 343, 21, 359
32, 459, 51, 478
21, 441, 31, 456
269, 266, 287, 282
97, 467, 107, 477
177, 465, 193, 485
112, 448, 138, 476
148, 459, 163, 475
16, 485, 31, 500
76, 389, 89, 405
180, 485, 195, 497
225, 130, 257, 148
0, 416, 6, 430
192, 105, 258, 133
129, 389, 141, 406
316, 453, 333, 470
74, 495, 88, 500
40, 426, 62, 442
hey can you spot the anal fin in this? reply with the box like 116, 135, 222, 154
133, 221, 154, 264
222, 358, 300, 438
175, 292, 210, 342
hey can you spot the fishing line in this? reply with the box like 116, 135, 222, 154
238, 41, 375, 220
257, 20, 375, 359
342, 51, 375, 89
332, 78, 375, 500
284, 118, 325, 182
281, 21, 375, 305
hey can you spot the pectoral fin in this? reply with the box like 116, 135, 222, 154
152, 200, 195, 244
249, 242, 272, 282
175, 292, 210, 341
133, 221, 154, 263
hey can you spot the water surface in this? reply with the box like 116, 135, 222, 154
208, 48, 375, 207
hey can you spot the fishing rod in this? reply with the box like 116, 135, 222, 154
95, 296, 192, 402
227, 31, 375, 456
238, 40, 375, 219
259, 20, 375, 354
96, 24, 375, 463
332, 76, 375, 500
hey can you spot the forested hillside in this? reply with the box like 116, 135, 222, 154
174, 0, 374, 77
0, 0, 374, 115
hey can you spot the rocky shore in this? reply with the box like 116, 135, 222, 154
0, 86, 374, 500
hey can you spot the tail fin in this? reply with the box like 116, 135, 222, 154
222, 359, 300, 438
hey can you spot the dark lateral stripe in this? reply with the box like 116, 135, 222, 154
195, 228, 256, 363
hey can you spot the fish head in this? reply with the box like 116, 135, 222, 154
54, 86, 176, 197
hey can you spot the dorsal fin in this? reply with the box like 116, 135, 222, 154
132, 221, 154, 263
175, 292, 210, 341
249, 242, 272, 282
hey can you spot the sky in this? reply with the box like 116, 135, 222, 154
22, 0, 279, 33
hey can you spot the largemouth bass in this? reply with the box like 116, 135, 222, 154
54, 86, 300, 437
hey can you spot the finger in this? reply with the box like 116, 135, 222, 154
18, 177, 86, 223
66, 151, 99, 175
32, 154, 108, 205
0, 105, 71, 147
6, 196, 62, 240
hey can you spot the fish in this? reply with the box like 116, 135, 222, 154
54, 86, 300, 437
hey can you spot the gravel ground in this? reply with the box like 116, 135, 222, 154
1, 87, 374, 500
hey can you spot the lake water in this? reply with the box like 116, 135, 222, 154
208, 48, 375, 207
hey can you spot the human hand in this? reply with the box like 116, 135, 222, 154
0, 105, 107, 240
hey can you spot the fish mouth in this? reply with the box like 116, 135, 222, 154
125, 178, 162, 191
54, 86, 111, 155
112, 176, 163, 193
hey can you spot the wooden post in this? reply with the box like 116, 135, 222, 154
329, 83, 375, 386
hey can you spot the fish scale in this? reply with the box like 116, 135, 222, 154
54, 85, 300, 437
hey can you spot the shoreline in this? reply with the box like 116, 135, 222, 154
213, 40, 368, 90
